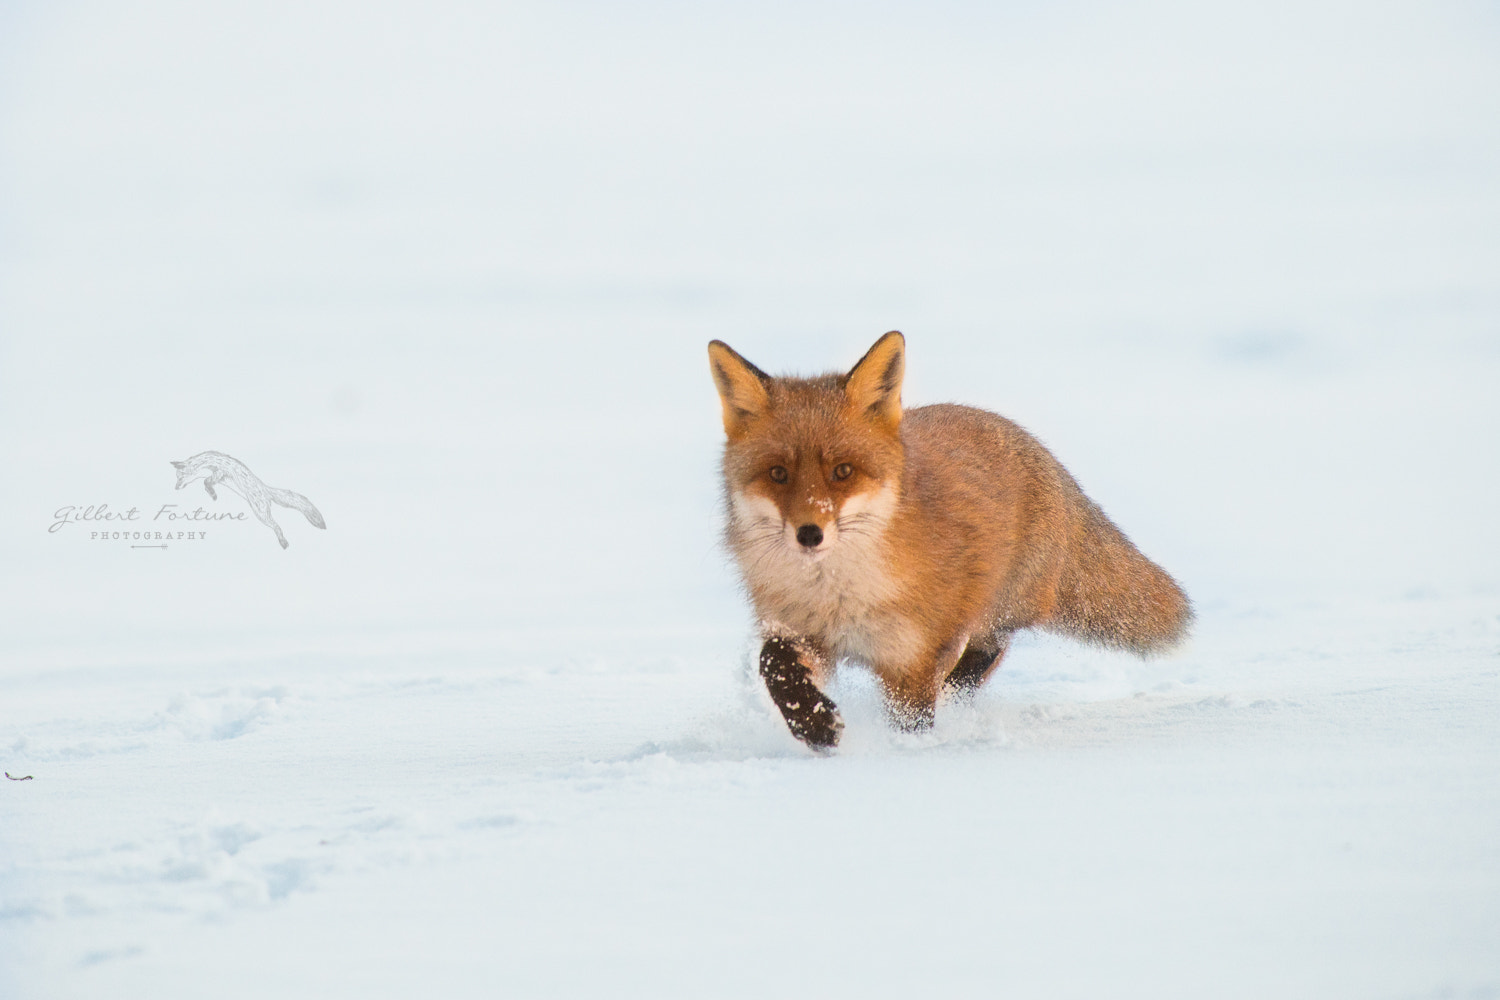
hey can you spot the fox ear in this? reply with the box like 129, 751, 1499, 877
170, 461, 185, 470
708, 340, 772, 438
845, 331, 904, 430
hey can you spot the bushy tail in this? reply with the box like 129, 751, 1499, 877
270, 487, 326, 529
1050, 501, 1193, 655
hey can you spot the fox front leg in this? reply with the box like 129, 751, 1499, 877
884, 632, 1016, 730
759, 637, 843, 751
202, 471, 223, 501
882, 639, 961, 732
884, 674, 939, 733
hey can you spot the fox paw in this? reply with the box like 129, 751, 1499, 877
888, 702, 935, 734
781, 689, 844, 751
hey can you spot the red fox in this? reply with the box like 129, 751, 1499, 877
170, 451, 325, 549
709, 332, 1192, 750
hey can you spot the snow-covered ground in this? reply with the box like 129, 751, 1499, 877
2, 2, 1498, 997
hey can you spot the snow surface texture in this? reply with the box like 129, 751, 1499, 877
2, 1, 1498, 997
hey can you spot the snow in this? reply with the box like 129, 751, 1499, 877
2, 1, 1498, 996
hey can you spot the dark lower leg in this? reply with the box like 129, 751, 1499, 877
942, 632, 1013, 696
759, 638, 843, 751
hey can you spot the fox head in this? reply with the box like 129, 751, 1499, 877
708, 331, 906, 560
169, 458, 209, 490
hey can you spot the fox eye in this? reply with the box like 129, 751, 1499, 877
832, 463, 853, 481
769, 466, 788, 483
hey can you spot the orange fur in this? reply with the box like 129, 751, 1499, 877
710, 332, 1192, 748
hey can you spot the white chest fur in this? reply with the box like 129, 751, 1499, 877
727, 487, 922, 670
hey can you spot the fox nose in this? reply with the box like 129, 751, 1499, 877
796, 524, 823, 548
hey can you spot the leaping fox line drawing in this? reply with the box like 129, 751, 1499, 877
709, 332, 1192, 751
170, 451, 326, 549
